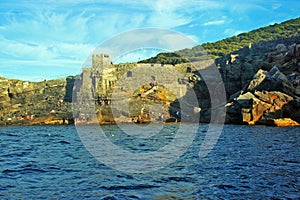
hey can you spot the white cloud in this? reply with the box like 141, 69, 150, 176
0, 35, 92, 61
92, 28, 197, 62
143, 0, 223, 28
145, 0, 192, 28
203, 20, 225, 26
114, 48, 163, 64
271, 3, 281, 10
229, 2, 269, 14
186, 34, 199, 43
224, 28, 244, 37
0, 0, 299, 80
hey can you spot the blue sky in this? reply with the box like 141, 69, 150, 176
0, 0, 299, 81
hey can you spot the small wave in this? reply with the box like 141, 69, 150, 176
162, 176, 195, 183
100, 184, 159, 191
283, 160, 299, 164
2, 151, 30, 157
116, 174, 134, 179
2, 164, 48, 174
101, 194, 140, 200
101, 195, 118, 200
217, 184, 236, 190
2, 169, 19, 173
6, 133, 19, 137
59, 140, 70, 144
3, 168, 40, 174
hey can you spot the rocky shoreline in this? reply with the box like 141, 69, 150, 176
1, 118, 298, 127
1, 35, 300, 126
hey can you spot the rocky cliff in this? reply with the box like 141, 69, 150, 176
1, 30, 299, 126
216, 36, 300, 126
0, 76, 75, 125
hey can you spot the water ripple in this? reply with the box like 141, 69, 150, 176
0, 125, 299, 199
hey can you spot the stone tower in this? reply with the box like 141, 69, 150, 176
91, 54, 111, 94
92, 54, 110, 70
82, 67, 92, 90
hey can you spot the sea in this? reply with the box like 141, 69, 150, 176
0, 124, 299, 199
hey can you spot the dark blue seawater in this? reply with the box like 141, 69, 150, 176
0, 124, 299, 199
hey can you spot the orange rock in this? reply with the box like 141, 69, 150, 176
273, 118, 300, 126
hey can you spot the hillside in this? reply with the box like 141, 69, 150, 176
140, 17, 300, 63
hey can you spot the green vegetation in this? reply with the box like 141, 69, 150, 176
139, 52, 189, 65
139, 17, 300, 63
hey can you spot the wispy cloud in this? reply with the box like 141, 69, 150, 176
224, 28, 244, 37
229, 1, 270, 14
271, 3, 281, 10
203, 20, 225, 26
0, 0, 299, 80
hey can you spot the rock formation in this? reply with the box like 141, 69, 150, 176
218, 36, 300, 126
0, 77, 74, 125
0, 34, 299, 126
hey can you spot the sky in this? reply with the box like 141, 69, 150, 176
0, 0, 299, 81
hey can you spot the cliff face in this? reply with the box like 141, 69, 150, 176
0, 76, 74, 125
217, 36, 300, 97
216, 36, 300, 126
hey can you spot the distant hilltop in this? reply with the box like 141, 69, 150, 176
0, 17, 300, 126
140, 17, 300, 63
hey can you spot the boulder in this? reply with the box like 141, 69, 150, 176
254, 91, 293, 107
273, 118, 300, 126
295, 43, 300, 61
246, 66, 294, 95
241, 62, 256, 86
282, 99, 300, 123
250, 95, 272, 123
236, 92, 256, 107
276, 44, 287, 53
226, 90, 295, 125
247, 69, 268, 91
295, 86, 300, 96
